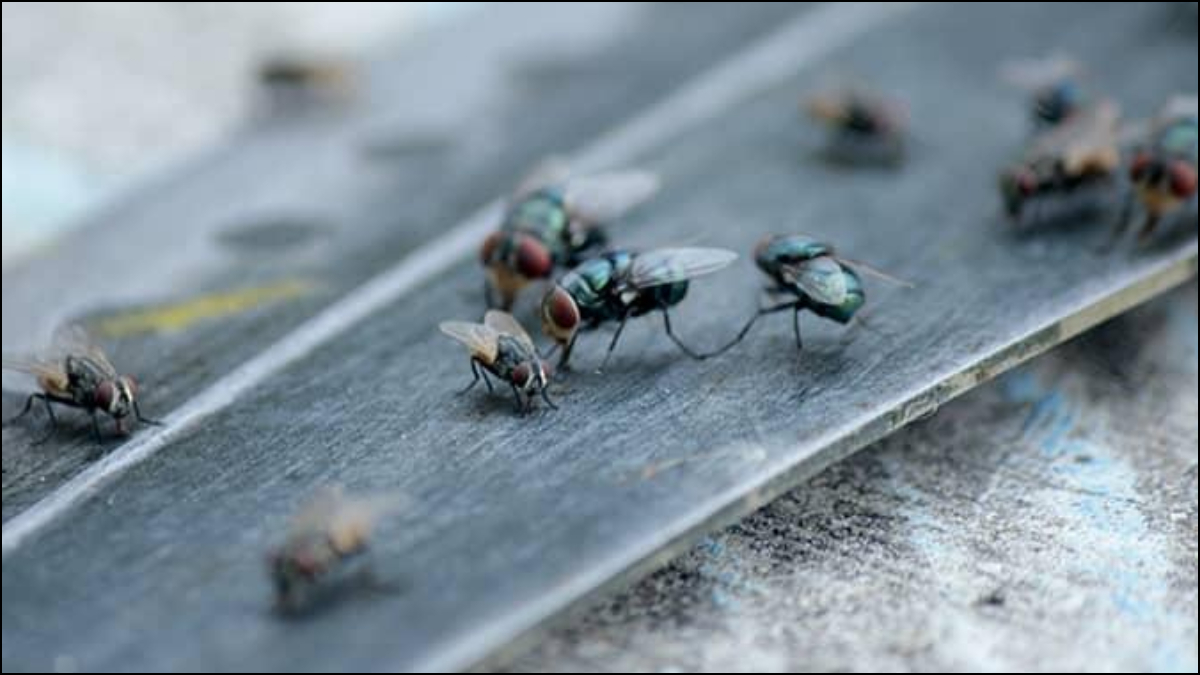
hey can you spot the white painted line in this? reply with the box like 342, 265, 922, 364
2, 1, 919, 557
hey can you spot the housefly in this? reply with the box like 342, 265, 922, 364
3, 325, 159, 443
440, 310, 556, 415
1114, 95, 1198, 243
998, 100, 1122, 227
268, 487, 398, 613
805, 86, 908, 165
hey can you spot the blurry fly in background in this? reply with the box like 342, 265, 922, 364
805, 85, 909, 166
998, 99, 1124, 228
1115, 95, 1198, 243
269, 487, 403, 613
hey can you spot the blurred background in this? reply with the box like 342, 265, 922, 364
2, 2, 476, 265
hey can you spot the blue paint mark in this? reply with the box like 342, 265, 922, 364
998, 368, 1191, 666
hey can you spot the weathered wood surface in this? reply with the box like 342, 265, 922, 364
2, 2, 1196, 671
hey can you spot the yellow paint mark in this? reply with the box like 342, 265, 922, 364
92, 279, 316, 337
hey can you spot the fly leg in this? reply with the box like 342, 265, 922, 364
660, 310, 707, 360
1103, 195, 1137, 251
557, 333, 579, 372
792, 305, 804, 352
15, 393, 59, 445
509, 383, 527, 416
134, 401, 162, 426
597, 314, 630, 373
91, 410, 105, 444
1136, 212, 1162, 245
539, 386, 559, 410
458, 358, 494, 395
11, 392, 41, 422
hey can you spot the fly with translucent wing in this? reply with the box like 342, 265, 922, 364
479, 160, 661, 310
2, 325, 160, 443
805, 85, 909, 166
440, 310, 556, 415
1114, 95, 1198, 244
1000, 54, 1091, 130
539, 247, 738, 370
998, 99, 1123, 227
268, 487, 401, 613
715, 234, 910, 354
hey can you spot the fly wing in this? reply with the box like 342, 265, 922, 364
783, 256, 849, 306
833, 256, 914, 288
439, 321, 500, 363
289, 487, 408, 554
625, 247, 737, 290
1000, 54, 1081, 90
49, 324, 118, 378
513, 157, 573, 199
1, 355, 70, 396
563, 170, 661, 224
1159, 94, 1198, 121
483, 310, 535, 353
1029, 100, 1120, 173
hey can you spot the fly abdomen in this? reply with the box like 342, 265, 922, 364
628, 280, 689, 317
503, 189, 572, 263
806, 269, 866, 324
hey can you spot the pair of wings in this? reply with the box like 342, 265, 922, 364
440, 311, 537, 363
1026, 100, 1121, 173
781, 256, 851, 306
287, 487, 405, 547
2, 325, 117, 395
1030, 95, 1199, 173
618, 247, 738, 292
513, 159, 661, 225
805, 88, 909, 129
779, 248, 912, 306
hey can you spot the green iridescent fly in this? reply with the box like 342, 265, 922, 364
540, 247, 737, 370
479, 161, 660, 310
719, 234, 909, 354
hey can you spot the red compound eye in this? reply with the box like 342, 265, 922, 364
294, 552, 320, 578
95, 381, 116, 412
480, 231, 504, 265
1017, 169, 1037, 196
1129, 151, 1153, 182
542, 287, 579, 333
512, 363, 532, 388
1168, 160, 1197, 199
515, 236, 552, 279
